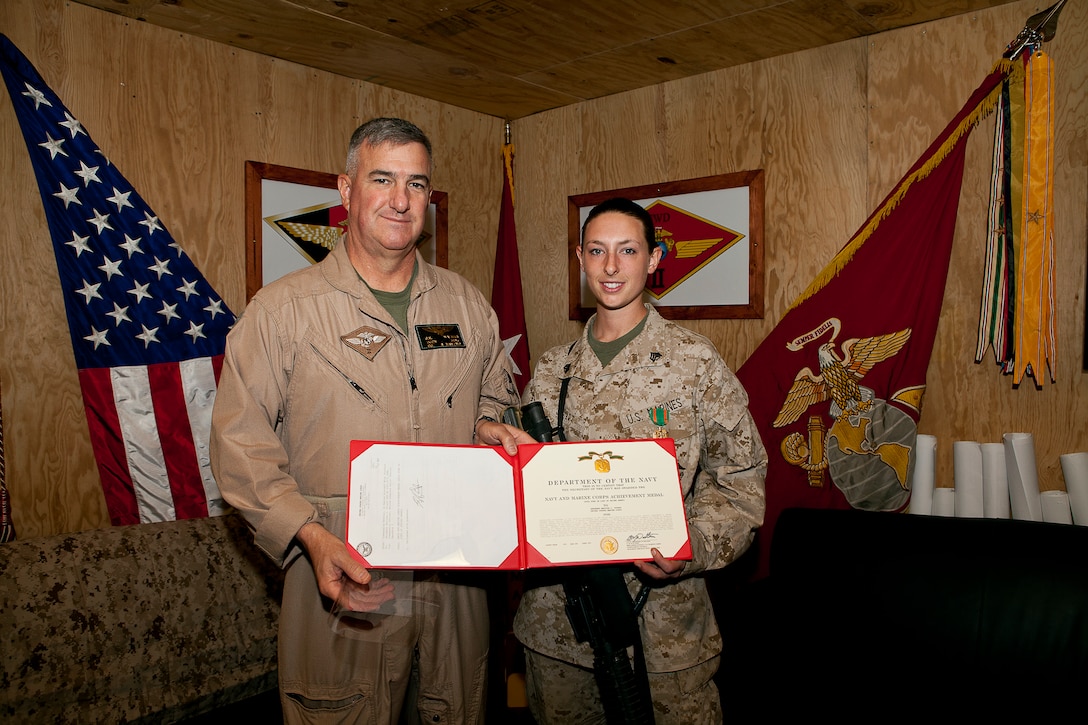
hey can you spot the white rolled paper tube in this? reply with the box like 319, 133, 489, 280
910, 434, 937, 515
1003, 432, 1042, 522
981, 442, 1010, 519
1040, 490, 1073, 524
953, 441, 984, 518
1060, 452, 1088, 526
932, 487, 955, 517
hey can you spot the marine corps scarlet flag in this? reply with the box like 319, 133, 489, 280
737, 63, 1013, 577
492, 142, 531, 395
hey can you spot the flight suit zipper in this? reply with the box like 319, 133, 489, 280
399, 335, 422, 441
308, 343, 381, 409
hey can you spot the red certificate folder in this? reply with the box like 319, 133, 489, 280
346, 438, 691, 570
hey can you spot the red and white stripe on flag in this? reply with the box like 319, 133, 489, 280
80, 355, 227, 525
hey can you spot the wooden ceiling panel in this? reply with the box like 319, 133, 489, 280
67, 0, 1024, 118
516, 1, 880, 101
839, 0, 1024, 32
285, 0, 775, 77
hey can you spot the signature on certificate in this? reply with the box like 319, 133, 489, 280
410, 482, 424, 507
626, 532, 658, 546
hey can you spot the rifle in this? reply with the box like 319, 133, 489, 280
508, 402, 655, 724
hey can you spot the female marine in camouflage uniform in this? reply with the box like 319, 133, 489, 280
513, 197, 768, 724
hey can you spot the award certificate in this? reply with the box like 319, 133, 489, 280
346, 438, 691, 570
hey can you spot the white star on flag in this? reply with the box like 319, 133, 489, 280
502, 333, 524, 376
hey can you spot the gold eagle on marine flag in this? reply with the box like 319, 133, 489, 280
773, 329, 912, 428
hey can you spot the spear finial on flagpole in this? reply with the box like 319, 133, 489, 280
504, 120, 511, 146
1004, 0, 1068, 60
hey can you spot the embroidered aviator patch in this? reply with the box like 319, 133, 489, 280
342, 326, 391, 361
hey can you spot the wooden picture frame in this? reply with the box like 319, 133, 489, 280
244, 161, 448, 302
568, 170, 764, 321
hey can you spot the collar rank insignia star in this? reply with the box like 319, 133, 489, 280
342, 326, 390, 361
648, 405, 669, 438
649, 351, 663, 363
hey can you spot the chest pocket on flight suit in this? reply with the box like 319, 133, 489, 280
429, 326, 485, 429
298, 329, 387, 415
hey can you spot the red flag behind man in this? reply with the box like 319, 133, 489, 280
492, 142, 531, 395
737, 64, 1013, 578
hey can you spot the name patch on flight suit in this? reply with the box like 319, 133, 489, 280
341, 326, 391, 361
415, 323, 465, 350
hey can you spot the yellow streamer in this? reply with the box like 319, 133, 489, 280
1013, 51, 1056, 384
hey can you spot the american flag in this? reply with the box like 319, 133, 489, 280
1, 34, 236, 525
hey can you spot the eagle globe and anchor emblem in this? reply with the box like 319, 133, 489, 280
773, 318, 921, 511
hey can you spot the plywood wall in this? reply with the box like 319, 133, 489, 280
2, 0, 1085, 539
0, 0, 503, 538
513, 0, 1088, 497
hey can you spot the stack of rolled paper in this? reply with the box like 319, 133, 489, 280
1060, 452, 1088, 525
909, 435, 937, 515
908, 432, 1080, 524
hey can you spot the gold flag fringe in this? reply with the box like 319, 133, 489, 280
503, 142, 516, 208
789, 59, 1020, 310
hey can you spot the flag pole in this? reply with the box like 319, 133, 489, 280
1004, 0, 1068, 60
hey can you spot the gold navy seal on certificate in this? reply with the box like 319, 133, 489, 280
577, 450, 623, 473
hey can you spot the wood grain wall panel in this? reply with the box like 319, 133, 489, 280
573, 90, 671, 196
422, 111, 505, 291
512, 105, 588, 363
739, 43, 871, 367
659, 64, 762, 186
866, 9, 1007, 205
1, 0, 500, 537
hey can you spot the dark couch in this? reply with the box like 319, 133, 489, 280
0, 513, 284, 724
718, 508, 1088, 716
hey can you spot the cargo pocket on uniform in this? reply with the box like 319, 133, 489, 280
283, 688, 375, 724
416, 648, 487, 724
675, 655, 719, 695
416, 697, 450, 723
